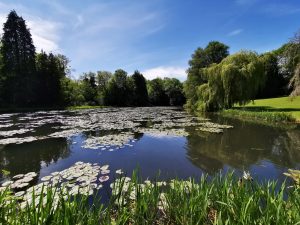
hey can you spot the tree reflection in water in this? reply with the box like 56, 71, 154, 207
0, 138, 70, 180
185, 118, 300, 175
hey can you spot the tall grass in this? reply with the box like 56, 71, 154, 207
221, 109, 296, 123
0, 173, 299, 224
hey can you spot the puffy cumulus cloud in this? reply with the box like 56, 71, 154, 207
142, 66, 187, 81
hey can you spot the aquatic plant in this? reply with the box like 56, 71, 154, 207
1, 171, 299, 224
0, 107, 233, 146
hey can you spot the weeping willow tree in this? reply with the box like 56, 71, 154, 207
289, 63, 300, 96
196, 51, 265, 111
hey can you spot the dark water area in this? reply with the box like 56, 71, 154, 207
0, 107, 299, 189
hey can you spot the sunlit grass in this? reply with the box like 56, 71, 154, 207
1, 172, 300, 224
221, 109, 296, 123
236, 96, 300, 121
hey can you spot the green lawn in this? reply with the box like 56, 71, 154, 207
236, 96, 300, 122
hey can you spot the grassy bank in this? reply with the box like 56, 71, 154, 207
66, 105, 106, 110
221, 96, 300, 123
0, 173, 299, 224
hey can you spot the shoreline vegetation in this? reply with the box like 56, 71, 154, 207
220, 96, 300, 124
0, 171, 299, 224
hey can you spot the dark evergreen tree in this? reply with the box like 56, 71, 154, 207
0, 10, 36, 106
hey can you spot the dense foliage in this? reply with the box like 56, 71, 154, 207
0, 11, 185, 108
184, 41, 229, 111
184, 32, 300, 112
198, 51, 265, 111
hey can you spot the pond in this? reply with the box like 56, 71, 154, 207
0, 107, 300, 194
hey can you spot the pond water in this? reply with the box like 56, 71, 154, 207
0, 107, 300, 191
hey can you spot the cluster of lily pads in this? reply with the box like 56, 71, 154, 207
0, 172, 37, 191
82, 132, 137, 151
0, 107, 233, 147
135, 128, 189, 137
0, 162, 122, 208
196, 122, 234, 133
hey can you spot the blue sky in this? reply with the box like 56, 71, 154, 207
0, 0, 300, 80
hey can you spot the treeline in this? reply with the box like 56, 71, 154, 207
0, 11, 185, 108
184, 36, 300, 112
64, 70, 185, 106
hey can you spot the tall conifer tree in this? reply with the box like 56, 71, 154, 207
0, 10, 36, 106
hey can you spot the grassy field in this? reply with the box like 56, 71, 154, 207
0, 172, 299, 224
222, 96, 300, 123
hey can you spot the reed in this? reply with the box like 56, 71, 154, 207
0, 172, 299, 224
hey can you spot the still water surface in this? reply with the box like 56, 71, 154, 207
0, 107, 299, 187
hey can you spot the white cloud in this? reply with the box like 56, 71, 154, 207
142, 66, 187, 81
228, 29, 243, 36
0, 3, 61, 53
26, 18, 61, 52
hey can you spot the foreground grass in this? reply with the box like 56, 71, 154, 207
0, 173, 299, 224
221, 96, 300, 123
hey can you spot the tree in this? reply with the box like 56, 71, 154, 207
163, 78, 185, 106
147, 78, 169, 106
0, 10, 36, 106
81, 72, 97, 105
256, 52, 284, 98
286, 30, 300, 96
96, 71, 112, 105
197, 51, 265, 111
131, 71, 148, 106
60, 77, 84, 106
104, 69, 128, 106
289, 64, 300, 96
35, 52, 70, 106
184, 41, 229, 110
